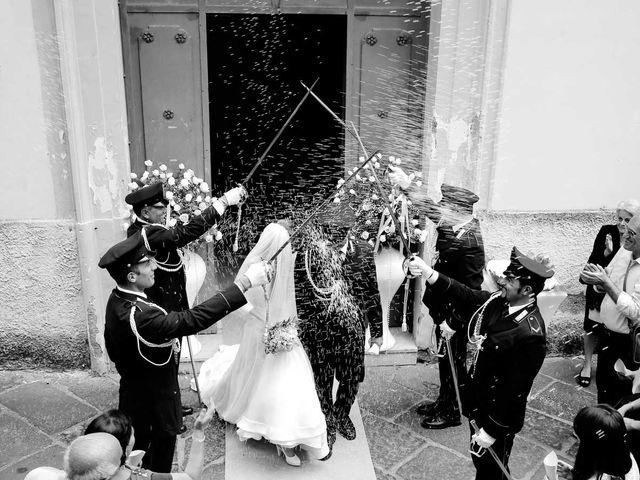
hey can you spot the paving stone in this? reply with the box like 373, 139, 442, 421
374, 467, 398, 480
202, 461, 224, 480
362, 415, 425, 471
204, 416, 227, 464
509, 436, 550, 480
0, 372, 28, 393
0, 413, 53, 468
520, 410, 574, 452
528, 381, 593, 422
0, 445, 65, 479
394, 410, 471, 457
388, 364, 439, 396
0, 382, 98, 434
530, 372, 554, 397
395, 445, 474, 480
358, 374, 424, 420
540, 357, 597, 394
56, 373, 119, 411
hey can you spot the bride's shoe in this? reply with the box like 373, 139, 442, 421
276, 445, 301, 467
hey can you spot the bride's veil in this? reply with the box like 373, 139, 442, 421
237, 223, 297, 326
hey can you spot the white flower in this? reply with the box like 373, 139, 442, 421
360, 231, 370, 240
412, 218, 419, 226
144, 159, 153, 167
215, 231, 223, 241
128, 182, 139, 190
374, 162, 380, 169
161, 173, 167, 179
199, 202, 207, 210
337, 179, 345, 186
368, 239, 375, 247
395, 158, 402, 165
141, 171, 149, 180
389, 156, 396, 163
185, 193, 193, 202
205, 195, 211, 202
333, 197, 341, 203
416, 180, 423, 187
196, 195, 202, 203
179, 213, 189, 223
167, 172, 174, 178
204, 233, 213, 243
178, 163, 185, 170
165, 191, 174, 200
130, 173, 137, 179
365, 219, 372, 226
369, 176, 375, 182
372, 194, 379, 201
379, 234, 387, 243
414, 228, 422, 236
200, 182, 209, 193
180, 178, 189, 188
194, 209, 201, 216
183, 170, 193, 180
359, 156, 365, 162
356, 174, 362, 181
347, 170, 353, 175
375, 152, 382, 159
168, 177, 175, 186
349, 189, 356, 195
159, 164, 167, 171
152, 169, 159, 176
169, 218, 177, 227
407, 200, 413, 206
193, 177, 202, 185
409, 173, 416, 180
173, 204, 181, 212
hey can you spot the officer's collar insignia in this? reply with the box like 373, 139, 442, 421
513, 308, 530, 324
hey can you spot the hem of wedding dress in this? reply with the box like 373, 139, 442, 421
235, 425, 329, 459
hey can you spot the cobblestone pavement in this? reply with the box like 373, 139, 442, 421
0, 356, 592, 479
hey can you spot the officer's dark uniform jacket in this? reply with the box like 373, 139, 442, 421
127, 204, 222, 312
104, 284, 246, 434
426, 273, 547, 438
423, 215, 485, 324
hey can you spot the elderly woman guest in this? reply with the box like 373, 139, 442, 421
577, 198, 640, 387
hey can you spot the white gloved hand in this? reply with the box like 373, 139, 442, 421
240, 260, 273, 288
388, 165, 412, 189
223, 186, 247, 206
439, 321, 456, 340
408, 256, 434, 280
471, 428, 496, 449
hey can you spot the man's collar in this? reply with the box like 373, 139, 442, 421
116, 285, 147, 298
507, 299, 534, 315
452, 216, 474, 233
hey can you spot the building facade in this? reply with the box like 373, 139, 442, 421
2, 0, 640, 371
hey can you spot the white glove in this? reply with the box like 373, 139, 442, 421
239, 260, 273, 288
471, 428, 496, 449
439, 321, 456, 340
223, 186, 247, 206
388, 165, 412, 189
408, 256, 435, 280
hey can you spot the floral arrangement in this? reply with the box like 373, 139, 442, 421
263, 316, 300, 355
126, 160, 222, 246
334, 155, 427, 249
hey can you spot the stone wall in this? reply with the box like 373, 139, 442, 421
0, 220, 89, 368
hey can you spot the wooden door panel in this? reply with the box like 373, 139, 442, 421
125, 13, 204, 176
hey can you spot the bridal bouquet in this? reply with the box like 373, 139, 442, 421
126, 160, 222, 246
263, 316, 300, 355
333, 155, 426, 249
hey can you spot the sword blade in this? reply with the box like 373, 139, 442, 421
445, 336, 464, 418
185, 336, 204, 408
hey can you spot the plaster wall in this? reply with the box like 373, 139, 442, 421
493, 0, 640, 211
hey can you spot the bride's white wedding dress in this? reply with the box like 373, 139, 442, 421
198, 223, 329, 459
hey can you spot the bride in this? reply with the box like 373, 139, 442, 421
197, 222, 330, 466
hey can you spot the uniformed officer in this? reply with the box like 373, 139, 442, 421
388, 166, 485, 429
409, 247, 553, 480
125, 181, 245, 418
99, 231, 272, 472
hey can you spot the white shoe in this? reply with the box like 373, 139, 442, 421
276, 446, 301, 467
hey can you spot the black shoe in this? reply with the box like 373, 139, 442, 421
336, 416, 356, 440
319, 430, 336, 461
178, 425, 188, 434
182, 406, 194, 416
420, 412, 461, 430
416, 400, 441, 416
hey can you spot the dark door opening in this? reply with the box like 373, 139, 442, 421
207, 14, 347, 253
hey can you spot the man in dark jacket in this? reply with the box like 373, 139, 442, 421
389, 166, 485, 429
409, 247, 553, 480
99, 231, 271, 472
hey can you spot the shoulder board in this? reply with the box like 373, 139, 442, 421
135, 297, 169, 315
526, 314, 544, 335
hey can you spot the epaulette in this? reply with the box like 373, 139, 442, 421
526, 313, 544, 336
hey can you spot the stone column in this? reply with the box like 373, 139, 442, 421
54, 0, 131, 373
